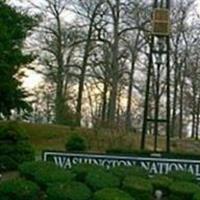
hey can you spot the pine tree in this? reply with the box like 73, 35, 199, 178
0, 1, 36, 119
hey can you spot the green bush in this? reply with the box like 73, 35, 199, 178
86, 169, 120, 191
14, 143, 35, 162
0, 121, 34, 171
151, 175, 172, 196
94, 188, 135, 200
0, 121, 28, 142
168, 171, 197, 183
194, 192, 200, 200
169, 181, 200, 200
110, 166, 148, 183
0, 144, 15, 155
106, 148, 200, 160
0, 155, 18, 171
122, 176, 153, 200
66, 133, 87, 152
47, 182, 91, 200
0, 178, 40, 200
19, 161, 74, 189
106, 148, 150, 156
71, 164, 105, 182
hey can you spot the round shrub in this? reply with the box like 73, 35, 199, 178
0, 178, 40, 200
94, 188, 135, 200
47, 181, 91, 200
194, 192, 200, 200
71, 164, 105, 182
86, 169, 120, 191
122, 176, 153, 200
169, 181, 200, 200
0, 155, 18, 171
110, 166, 148, 183
19, 161, 75, 189
151, 175, 172, 196
66, 134, 87, 152
168, 171, 197, 183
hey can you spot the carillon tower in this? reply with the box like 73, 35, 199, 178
141, 0, 171, 152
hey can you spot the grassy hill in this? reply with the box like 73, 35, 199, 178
1, 121, 200, 156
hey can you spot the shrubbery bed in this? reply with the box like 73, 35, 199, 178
86, 168, 120, 191
122, 176, 153, 200
94, 188, 135, 200
0, 179, 40, 200
19, 161, 75, 189
46, 181, 91, 200
2, 147, 200, 200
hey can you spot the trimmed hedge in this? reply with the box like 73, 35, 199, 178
47, 181, 91, 200
168, 171, 197, 183
86, 169, 120, 191
194, 192, 200, 200
94, 188, 135, 200
70, 164, 105, 182
151, 175, 172, 196
122, 176, 153, 200
0, 179, 40, 200
110, 166, 148, 183
19, 161, 74, 189
169, 181, 200, 200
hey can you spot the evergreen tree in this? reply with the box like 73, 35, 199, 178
0, 1, 36, 119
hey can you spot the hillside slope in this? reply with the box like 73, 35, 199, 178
0, 121, 200, 156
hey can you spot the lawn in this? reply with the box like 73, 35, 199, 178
1, 121, 200, 156
22, 122, 200, 156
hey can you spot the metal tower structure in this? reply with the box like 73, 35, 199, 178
141, 0, 171, 152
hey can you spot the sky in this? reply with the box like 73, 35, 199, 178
8, 0, 75, 89
9, 0, 200, 89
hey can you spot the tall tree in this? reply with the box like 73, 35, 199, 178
29, 0, 79, 125
74, 0, 104, 125
0, 1, 35, 119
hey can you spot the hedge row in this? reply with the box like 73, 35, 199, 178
19, 161, 75, 189
0, 179, 40, 200
16, 161, 200, 200
106, 148, 200, 160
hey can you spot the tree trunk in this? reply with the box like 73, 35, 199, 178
171, 65, 178, 137
55, 14, 65, 124
125, 53, 137, 130
107, 0, 120, 125
101, 80, 108, 122
191, 85, 197, 138
179, 76, 184, 139
195, 96, 200, 140
76, 21, 93, 126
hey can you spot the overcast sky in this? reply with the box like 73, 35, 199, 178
8, 0, 200, 89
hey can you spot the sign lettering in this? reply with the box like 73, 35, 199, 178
43, 151, 200, 180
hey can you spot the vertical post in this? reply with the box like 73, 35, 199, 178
141, 36, 154, 150
154, 62, 161, 152
166, 0, 170, 153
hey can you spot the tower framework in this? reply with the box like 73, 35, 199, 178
141, 0, 171, 152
